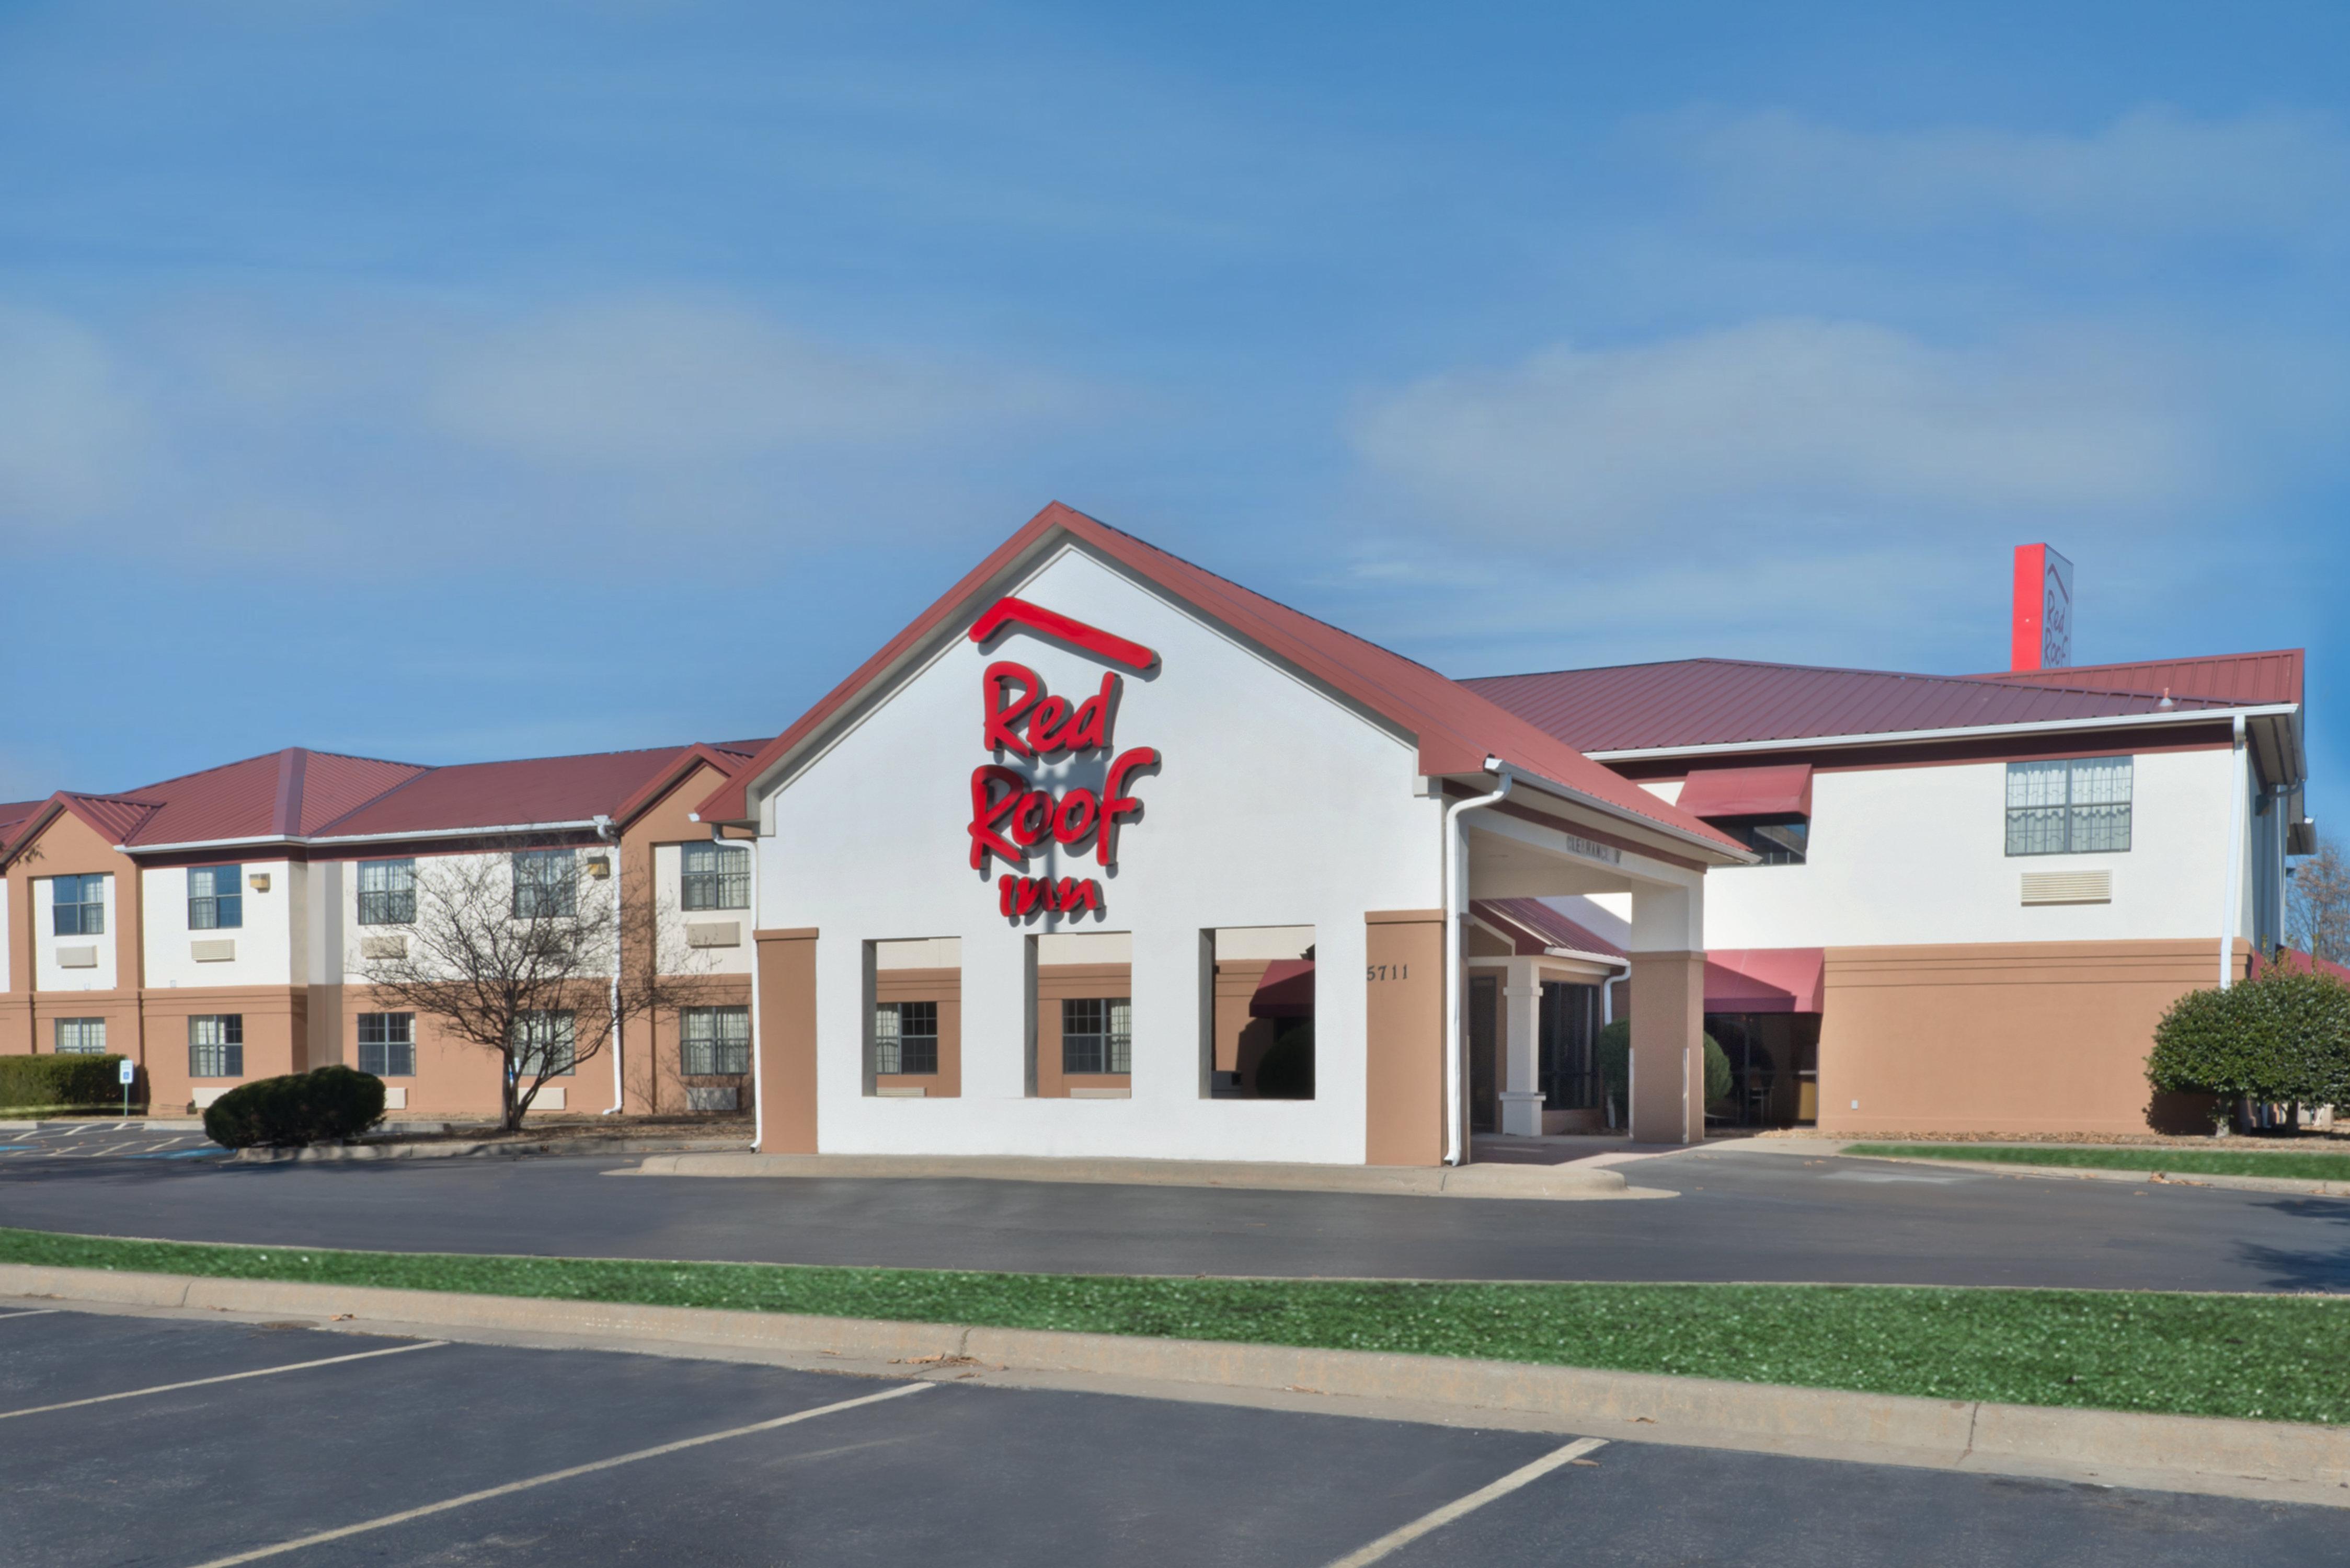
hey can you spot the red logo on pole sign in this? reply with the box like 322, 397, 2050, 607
965, 599, 1157, 915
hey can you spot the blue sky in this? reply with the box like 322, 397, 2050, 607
3, 1, 2344, 828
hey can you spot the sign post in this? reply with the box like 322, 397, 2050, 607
119, 1056, 135, 1119
2009, 544, 2075, 671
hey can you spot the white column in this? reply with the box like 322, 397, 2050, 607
1500, 956, 1544, 1136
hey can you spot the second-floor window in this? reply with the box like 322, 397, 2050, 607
511, 850, 577, 918
51, 874, 104, 937
188, 864, 243, 930
357, 858, 417, 925
2007, 757, 2133, 856
680, 841, 750, 910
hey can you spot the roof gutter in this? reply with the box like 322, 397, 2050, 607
1581, 703, 2301, 765
111, 819, 612, 855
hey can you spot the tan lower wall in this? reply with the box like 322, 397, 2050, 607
1817, 938, 2251, 1136
874, 967, 961, 1099
1364, 910, 1443, 1166
755, 928, 819, 1151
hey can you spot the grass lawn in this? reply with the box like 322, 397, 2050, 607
3, 1227, 2344, 1424
1844, 1143, 2350, 1183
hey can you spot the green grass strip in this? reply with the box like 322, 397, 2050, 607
1845, 1143, 2350, 1183
3, 1227, 2345, 1424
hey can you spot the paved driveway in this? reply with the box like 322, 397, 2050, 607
2, 1305, 2335, 1567
4, 1143, 2347, 1292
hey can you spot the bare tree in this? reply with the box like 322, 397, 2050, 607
2290, 836, 2350, 968
361, 844, 716, 1131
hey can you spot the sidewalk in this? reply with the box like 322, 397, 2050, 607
627, 1150, 1667, 1200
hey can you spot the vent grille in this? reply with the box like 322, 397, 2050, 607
2022, 870, 2112, 905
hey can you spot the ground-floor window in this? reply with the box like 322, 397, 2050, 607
53, 1018, 106, 1055
189, 1014, 243, 1078
1205, 926, 1314, 1100
1061, 997, 1131, 1076
357, 1012, 416, 1077
872, 1001, 937, 1075
1704, 1012, 1821, 1128
682, 1006, 752, 1076
513, 1010, 576, 1077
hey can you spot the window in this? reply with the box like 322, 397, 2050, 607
680, 841, 750, 910
356, 1012, 416, 1077
512, 1010, 576, 1077
511, 850, 577, 918
54, 1018, 106, 1055
1722, 819, 1808, 866
357, 858, 416, 925
2007, 758, 2133, 856
51, 874, 104, 937
189, 1015, 244, 1078
681, 1006, 752, 1075
1538, 983, 1602, 1110
188, 864, 243, 930
873, 1001, 937, 1076
1061, 997, 1131, 1076
1206, 926, 1315, 1100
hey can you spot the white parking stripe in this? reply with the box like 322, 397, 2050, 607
0, 1340, 445, 1421
179, 1380, 935, 1567
1321, 1437, 1609, 1567
0, 1309, 64, 1321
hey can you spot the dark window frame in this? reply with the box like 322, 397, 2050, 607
51, 873, 105, 937
680, 841, 750, 911
54, 1017, 106, 1055
1720, 817, 1809, 866
681, 1006, 753, 1076
356, 1011, 417, 1077
189, 1014, 244, 1079
1061, 996, 1131, 1076
357, 858, 417, 926
188, 863, 244, 931
2005, 757, 2134, 857
873, 1001, 938, 1076
510, 849, 578, 919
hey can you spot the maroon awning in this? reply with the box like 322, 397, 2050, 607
1703, 948, 1825, 1014
1677, 763, 1813, 819
1249, 959, 1316, 1018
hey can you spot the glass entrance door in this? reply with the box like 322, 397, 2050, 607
1468, 974, 1499, 1133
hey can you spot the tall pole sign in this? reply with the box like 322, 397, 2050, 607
965, 597, 1159, 917
2009, 544, 2074, 672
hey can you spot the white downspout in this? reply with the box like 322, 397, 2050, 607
726, 824, 764, 1152
2220, 716, 2248, 988
598, 815, 624, 1113
1442, 759, 1512, 1167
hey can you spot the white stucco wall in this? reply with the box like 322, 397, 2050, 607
756, 544, 1445, 1163
653, 842, 754, 977
143, 860, 295, 989
34, 873, 117, 992
1643, 746, 2245, 950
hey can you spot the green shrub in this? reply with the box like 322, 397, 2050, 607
1596, 1020, 1730, 1106
2147, 969, 2350, 1111
0, 1054, 133, 1111
202, 1066, 386, 1149
1254, 1020, 1315, 1099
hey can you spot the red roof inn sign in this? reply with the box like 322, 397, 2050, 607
966, 598, 1159, 917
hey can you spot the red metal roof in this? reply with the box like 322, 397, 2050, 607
1969, 650, 2302, 707
1471, 898, 1626, 960
115, 749, 431, 846
311, 745, 730, 839
1462, 658, 2244, 754
698, 503, 1746, 856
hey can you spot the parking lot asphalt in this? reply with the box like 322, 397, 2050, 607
4, 1143, 2347, 1292
0, 1122, 221, 1162
2, 1304, 2337, 1567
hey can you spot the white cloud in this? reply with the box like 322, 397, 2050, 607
0, 307, 150, 522
429, 298, 1081, 465
1669, 107, 2350, 245
1350, 317, 2213, 544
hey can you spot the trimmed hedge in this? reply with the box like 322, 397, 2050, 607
0, 1054, 132, 1111
201, 1066, 386, 1149
1597, 1020, 1731, 1108
2147, 967, 2350, 1114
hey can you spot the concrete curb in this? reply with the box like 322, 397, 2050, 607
626, 1150, 1658, 1201
232, 1136, 752, 1165
1855, 1154, 2350, 1200
5, 1263, 2344, 1506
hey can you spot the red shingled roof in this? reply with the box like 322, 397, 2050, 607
1970, 650, 2302, 707
697, 503, 1746, 856
1462, 658, 2244, 754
